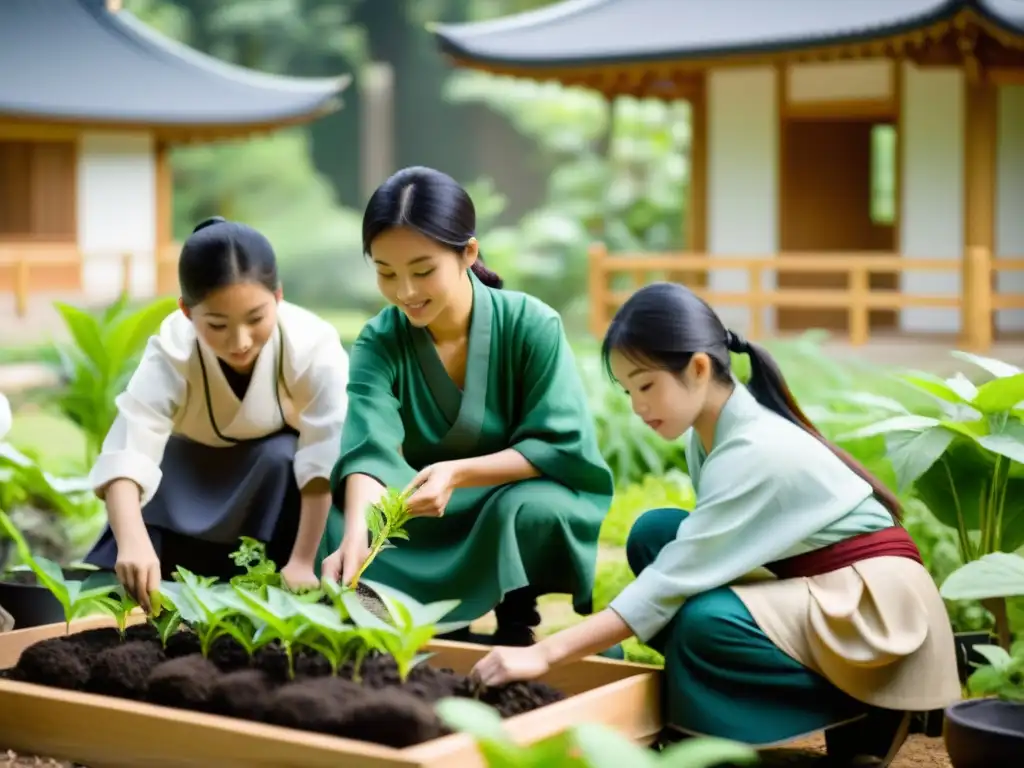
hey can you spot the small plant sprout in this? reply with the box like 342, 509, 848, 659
352, 487, 414, 586
228, 585, 310, 679
161, 568, 254, 659
228, 536, 282, 594
147, 591, 182, 649
435, 698, 759, 768
0, 508, 122, 633
291, 601, 362, 676
92, 586, 140, 639
348, 579, 468, 681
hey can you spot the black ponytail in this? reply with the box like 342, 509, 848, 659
603, 282, 902, 521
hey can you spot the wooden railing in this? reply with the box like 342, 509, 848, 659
0, 243, 180, 316
588, 244, 1021, 350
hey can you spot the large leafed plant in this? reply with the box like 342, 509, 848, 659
841, 351, 1024, 646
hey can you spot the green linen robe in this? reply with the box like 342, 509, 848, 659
318, 271, 614, 622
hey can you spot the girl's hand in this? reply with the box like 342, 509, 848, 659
404, 462, 458, 518
280, 558, 319, 591
471, 645, 550, 686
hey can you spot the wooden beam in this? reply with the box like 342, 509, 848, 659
154, 141, 174, 295
962, 76, 997, 350
989, 67, 1024, 85
678, 74, 706, 289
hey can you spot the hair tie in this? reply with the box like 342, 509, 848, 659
192, 216, 227, 234
725, 329, 748, 353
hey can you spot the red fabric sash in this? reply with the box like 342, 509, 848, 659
765, 526, 922, 580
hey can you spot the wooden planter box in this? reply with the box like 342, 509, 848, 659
0, 617, 662, 768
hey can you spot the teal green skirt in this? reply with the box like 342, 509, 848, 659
627, 507, 868, 747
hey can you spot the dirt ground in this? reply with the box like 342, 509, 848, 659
759, 733, 950, 766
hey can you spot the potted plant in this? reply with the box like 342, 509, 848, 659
940, 552, 1024, 765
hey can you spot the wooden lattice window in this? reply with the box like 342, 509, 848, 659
0, 140, 77, 239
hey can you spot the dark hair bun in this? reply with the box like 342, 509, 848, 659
192, 216, 227, 234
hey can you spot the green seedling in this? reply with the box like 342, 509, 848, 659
148, 594, 183, 649
352, 487, 414, 586
290, 600, 366, 676
92, 587, 140, 639
162, 568, 254, 658
0, 508, 121, 633
435, 698, 759, 768
348, 579, 467, 681
228, 585, 310, 678
229, 536, 281, 594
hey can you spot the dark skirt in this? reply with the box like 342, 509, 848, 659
85, 431, 301, 580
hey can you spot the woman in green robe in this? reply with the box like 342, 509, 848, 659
318, 166, 614, 644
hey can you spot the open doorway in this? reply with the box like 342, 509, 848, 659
777, 118, 899, 332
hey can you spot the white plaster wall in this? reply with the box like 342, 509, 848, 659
76, 132, 157, 302
706, 67, 778, 333
898, 63, 963, 333
995, 85, 1024, 332
787, 60, 893, 103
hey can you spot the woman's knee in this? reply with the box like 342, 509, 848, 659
672, 589, 746, 665
625, 507, 688, 576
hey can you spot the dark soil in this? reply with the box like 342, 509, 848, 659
2, 626, 565, 749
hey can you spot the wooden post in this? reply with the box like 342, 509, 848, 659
154, 142, 173, 295
121, 252, 133, 299
747, 263, 763, 341
588, 242, 609, 338
849, 267, 870, 345
15, 258, 28, 317
677, 75, 707, 289
962, 74, 996, 351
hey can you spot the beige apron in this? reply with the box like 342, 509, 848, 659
732, 556, 962, 710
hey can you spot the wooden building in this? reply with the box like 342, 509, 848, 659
433, 0, 1024, 349
0, 0, 349, 312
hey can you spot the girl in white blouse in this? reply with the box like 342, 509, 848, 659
85, 217, 349, 609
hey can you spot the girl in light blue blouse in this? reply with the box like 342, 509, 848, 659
471, 282, 960, 766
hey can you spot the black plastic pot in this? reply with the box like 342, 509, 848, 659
945, 698, 1024, 767
0, 539, 101, 630
0, 577, 66, 630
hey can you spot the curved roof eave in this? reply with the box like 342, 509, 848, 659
0, 0, 351, 129
431, 0, 1023, 70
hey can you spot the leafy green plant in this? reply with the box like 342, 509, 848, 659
346, 579, 468, 681
291, 600, 364, 676
51, 294, 179, 465
161, 568, 254, 659
940, 551, 1024, 650
353, 487, 414, 586
0, 507, 121, 632
229, 536, 282, 594
963, 640, 1024, 702
840, 352, 1024, 646
436, 697, 759, 767
225, 585, 311, 678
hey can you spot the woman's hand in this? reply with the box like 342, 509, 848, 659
320, 529, 371, 586
280, 558, 320, 591
404, 462, 459, 517
471, 645, 550, 687
115, 536, 162, 614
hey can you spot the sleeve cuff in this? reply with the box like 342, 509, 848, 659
89, 451, 162, 507
607, 569, 682, 643
293, 441, 339, 489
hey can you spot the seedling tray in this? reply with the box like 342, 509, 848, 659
0, 616, 662, 768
